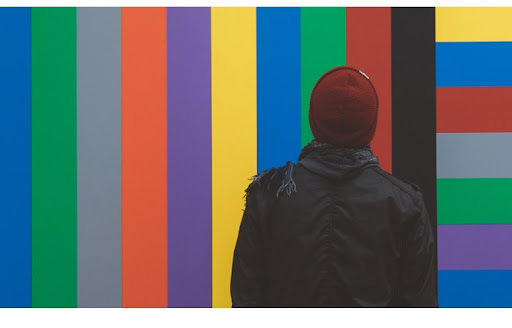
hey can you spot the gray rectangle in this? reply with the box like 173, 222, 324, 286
77, 7, 121, 308
437, 133, 512, 178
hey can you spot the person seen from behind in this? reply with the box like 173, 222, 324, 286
231, 66, 438, 307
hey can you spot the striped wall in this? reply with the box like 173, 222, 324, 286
436, 7, 512, 307
0, 6, 510, 308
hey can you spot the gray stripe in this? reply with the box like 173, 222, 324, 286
437, 133, 512, 178
77, 8, 121, 308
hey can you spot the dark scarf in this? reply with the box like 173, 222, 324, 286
298, 140, 379, 164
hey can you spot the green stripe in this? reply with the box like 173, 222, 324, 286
32, 8, 77, 307
437, 178, 512, 224
300, 7, 346, 147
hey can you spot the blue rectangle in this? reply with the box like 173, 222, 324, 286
439, 270, 512, 307
436, 42, 512, 87
257, 7, 301, 172
0, 8, 32, 308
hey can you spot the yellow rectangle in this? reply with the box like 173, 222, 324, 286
437, 7, 512, 42
211, 7, 257, 308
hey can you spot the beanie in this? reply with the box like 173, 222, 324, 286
309, 66, 379, 147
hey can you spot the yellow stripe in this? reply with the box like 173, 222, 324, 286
437, 7, 512, 42
211, 7, 256, 308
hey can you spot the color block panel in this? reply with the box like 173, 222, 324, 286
167, 7, 212, 308
437, 87, 512, 133
0, 7, 31, 308
438, 270, 512, 307
211, 7, 257, 308
391, 8, 437, 234
257, 7, 301, 172
346, 7, 392, 173
436, 42, 512, 87
31, 7, 77, 308
438, 225, 512, 270
436, 7, 512, 42
437, 133, 512, 178
300, 7, 346, 147
437, 178, 512, 224
77, 7, 121, 308
121, 7, 168, 308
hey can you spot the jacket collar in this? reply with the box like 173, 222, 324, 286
298, 140, 379, 180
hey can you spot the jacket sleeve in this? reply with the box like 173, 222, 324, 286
230, 191, 266, 307
396, 191, 438, 307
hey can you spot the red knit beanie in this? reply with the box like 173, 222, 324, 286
309, 66, 379, 147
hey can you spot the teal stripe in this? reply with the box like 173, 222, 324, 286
437, 178, 512, 224
300, 7, 346, 147
32, 7, 77, 307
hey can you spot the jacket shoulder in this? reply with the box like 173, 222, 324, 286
369, 166, 422, 206
245, 162, 297, 200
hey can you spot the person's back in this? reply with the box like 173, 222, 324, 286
231, 67, 438, 307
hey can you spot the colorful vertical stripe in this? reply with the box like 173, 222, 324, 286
0, 7, 31, 308
211, 7, 257, 308
391, 7, 437, 234
300, 7, 346, 147
256, 7, 301, 172
77, 8, 121, 308
167, 7, 212, 308
391, 8, 438, 302
121, 8, 168, 308
346, 7, 392, 173
31, 7, 77, 308
436, 7, 512, 307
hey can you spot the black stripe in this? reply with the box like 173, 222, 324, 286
391, 6, 437, 287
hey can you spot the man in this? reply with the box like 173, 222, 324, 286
231, 66, 438, 307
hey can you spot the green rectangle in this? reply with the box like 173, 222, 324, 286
32, 7, 77, 307
300, 7, 346, 147
437, 178, 512, 224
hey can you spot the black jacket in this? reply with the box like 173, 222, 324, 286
231, 142, 438, 307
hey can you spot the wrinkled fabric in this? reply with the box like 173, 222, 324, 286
231, 142, 438, 308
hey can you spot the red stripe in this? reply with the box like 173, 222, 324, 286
346, 7, 392, 173
437, 87, 512, 133
121, 8, 168, 307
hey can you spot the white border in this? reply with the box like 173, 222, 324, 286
1, 308, 511, 328
0, 1, 507, 7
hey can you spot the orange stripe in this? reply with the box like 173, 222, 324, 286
346, 7, 392, 173
121, 8, 167, 308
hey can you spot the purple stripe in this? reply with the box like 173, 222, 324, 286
438, 224, 512, 270
167, 7, 212, 307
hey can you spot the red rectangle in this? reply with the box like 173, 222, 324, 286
346, 7, 392, 173
121, 8, 168, 308
437, 87, 512, 133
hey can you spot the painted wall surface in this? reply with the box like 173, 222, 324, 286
0, 7, 510, 308
436, 7, 512, 307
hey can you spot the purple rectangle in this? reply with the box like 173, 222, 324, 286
167, 7, 212, 307
438, 224, 512, 270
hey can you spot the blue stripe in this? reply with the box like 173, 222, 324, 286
257, 7, 301, 172
436, 42, 512, 87
439, 270, 512, 307
0, 8, 32, 308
